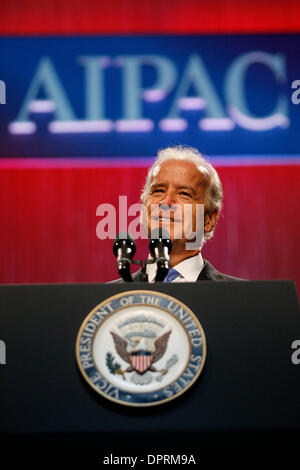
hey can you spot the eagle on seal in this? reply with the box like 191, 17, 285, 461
110, 330, 171, 374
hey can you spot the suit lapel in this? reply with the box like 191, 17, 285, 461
197, 260, 212, 281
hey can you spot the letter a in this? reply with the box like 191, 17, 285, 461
15, 56, 76, 123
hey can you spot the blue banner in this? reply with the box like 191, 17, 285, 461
0, 34, 299, 158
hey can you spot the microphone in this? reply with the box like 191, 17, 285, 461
113, 232, 136, 282
149, 228, 172, 282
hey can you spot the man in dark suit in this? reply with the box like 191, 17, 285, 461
115, 260, 240, 282
113, 145, 241, 283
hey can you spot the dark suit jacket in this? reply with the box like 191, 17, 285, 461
110, 259, 242, 283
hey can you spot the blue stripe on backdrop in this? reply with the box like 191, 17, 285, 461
0, 34, 300, 159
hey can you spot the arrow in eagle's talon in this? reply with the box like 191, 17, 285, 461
155, 354, 179, 382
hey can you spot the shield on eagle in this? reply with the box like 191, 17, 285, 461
130, 351, 153, 373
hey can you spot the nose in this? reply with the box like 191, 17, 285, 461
160, 190, 176, 207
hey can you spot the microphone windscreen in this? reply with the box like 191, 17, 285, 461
149, 227, 170, 240
114, 231, 135, 241
113, 232, 136, 257
149, 228, 172, 256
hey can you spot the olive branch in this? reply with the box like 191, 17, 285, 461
106, 352, 125, 379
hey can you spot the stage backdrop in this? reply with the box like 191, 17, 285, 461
0, 161, 299, 294
0, 0, 299, 297
0, 34, 299, 158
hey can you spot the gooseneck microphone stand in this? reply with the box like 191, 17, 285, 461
113, 229, 172, 282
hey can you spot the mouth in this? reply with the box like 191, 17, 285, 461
152, 215, 181, 223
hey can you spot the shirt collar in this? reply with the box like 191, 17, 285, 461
146, 252, 204, 282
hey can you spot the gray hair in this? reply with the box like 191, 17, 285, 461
141, 145, 223, 240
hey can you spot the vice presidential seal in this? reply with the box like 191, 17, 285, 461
76, 290, 206, 407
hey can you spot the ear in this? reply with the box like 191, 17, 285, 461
204, 211, 218, 235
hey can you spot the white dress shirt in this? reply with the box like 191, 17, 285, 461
146, 252, 204, 283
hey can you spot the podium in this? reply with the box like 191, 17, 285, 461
0, 280, 299, 453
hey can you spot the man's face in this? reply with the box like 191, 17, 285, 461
145, 159, 208, 252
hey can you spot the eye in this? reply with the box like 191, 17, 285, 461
151, 188, 164, 194
179, 191, 191, 197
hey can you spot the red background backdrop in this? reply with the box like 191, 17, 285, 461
1, 0, 300, 34
0, 0, 299, 295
